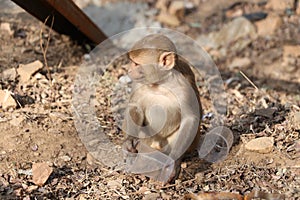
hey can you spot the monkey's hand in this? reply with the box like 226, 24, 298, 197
123, 136, 139, 154
122, 136, 140, 168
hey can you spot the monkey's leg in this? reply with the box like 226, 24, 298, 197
166, 158, 182, 183
164, 116, 199, 183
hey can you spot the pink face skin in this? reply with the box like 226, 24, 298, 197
128, 58, 145, 81
128, 51, 176, 84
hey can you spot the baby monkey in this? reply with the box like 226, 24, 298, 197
123, 34, 202, 182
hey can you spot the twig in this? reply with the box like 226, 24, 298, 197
239, 71, 258, 90
40, 15, 54, 83
159, 178, 196, 190
127, 178, 197, 196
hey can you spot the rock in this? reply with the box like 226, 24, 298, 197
0, 90, 17, 109
155, 0, 169, 12
195, 172, 204, 183
196, 0, 263, 20
107, 180, 122, 189
282, 45, 300, 70
197, 0, 241, 20
297, 2, 300, 15
255, 14, 282, 36
12, 94, 35, 107
26, 185, 38, 193
0, 22, 13, 35
294, 112, 300, 123
185, 1, 196, 10
229, 57, 251, 69
138, 186, 148, 193
266, 0, 294, 11
73, 0, 90, 9
33, 152, 40, 157
1, 68, 17, 81
83, 2, 158, 36
0, 1, 23, 14
255, 107, 277, 118
292, 112, 300, 129
119, 75, 132, 84
283, 45, 300, 58
181, 162, 187, 169
32, 162, 53, 186
86, 153, 102, 166
203, 185, 210, 191
10, 114, 25, 126
156, 11, 181, 26
34, 73, 46, 80
225, 8, 243, 19
143, 193, 160, 200
0, 176, 8, 188
197, 17, 256, 55
31, 144, 38, 151
17, 60, 43, 83
245, 137, 274, 154
86, 153, 95, 166
295, 140, 300, 153
60, 155, 71, 162
243, 12, 268, 22
168, 1, 185, 20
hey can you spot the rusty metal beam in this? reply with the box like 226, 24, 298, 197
11, 0, 107, 47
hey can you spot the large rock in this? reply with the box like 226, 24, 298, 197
0, 22, 13, 36
255, 13, 282, 36
83, 2, 160, 37
291, 112, 300, 129
32, 163, 53, 186
282, 45, 300, 71
143, 193, 160, 200
297, 2, 300, 15
229, 57, 251, 69
266, 0, 294, 11
197, 17, 257, 55
168, 1, 185, 20
196, 0, 259, 20
155, 0, 169, 12
17, 60, 43, 83
1, 68, 17, 80
156, 11, 181, 26
283, 45, 300, 58
245, 137, 274, 154
10, 113, 25, 126
0, 90, 17, 109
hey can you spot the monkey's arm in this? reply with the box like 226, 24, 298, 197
123, 103, 144, 153
168, 116, 200, 160
124, 103, 144, 137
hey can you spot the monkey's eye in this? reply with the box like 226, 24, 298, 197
130, 60, 140, 67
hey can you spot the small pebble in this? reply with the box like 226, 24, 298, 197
245, 137, 274, 154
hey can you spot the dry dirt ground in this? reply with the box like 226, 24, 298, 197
0, 0, 299, 199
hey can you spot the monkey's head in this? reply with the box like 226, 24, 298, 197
128, 34, 178, 84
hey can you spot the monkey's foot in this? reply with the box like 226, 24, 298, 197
166, 159, 181, 183
122, 137, 139, 153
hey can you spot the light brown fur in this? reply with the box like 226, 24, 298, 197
123, 34, 202, 182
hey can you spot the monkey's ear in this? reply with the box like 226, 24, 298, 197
159, 52, 176, 70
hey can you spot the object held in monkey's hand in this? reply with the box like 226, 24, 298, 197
123, 141, 175, 183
